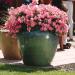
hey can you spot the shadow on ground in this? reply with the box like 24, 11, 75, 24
0, 58, 22, 64
0, 63, 58, 73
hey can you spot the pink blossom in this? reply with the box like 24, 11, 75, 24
4, 3, 68, 35
27, 27, 31, 32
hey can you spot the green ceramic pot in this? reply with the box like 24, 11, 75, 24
18, 31, 58, 66
0, 31, 2, 49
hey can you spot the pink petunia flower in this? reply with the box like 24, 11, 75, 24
4, 3, 68, 35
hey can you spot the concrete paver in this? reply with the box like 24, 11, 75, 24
51, 37, 75, 66
0, 50, 4, 58
51, 47, 75, 66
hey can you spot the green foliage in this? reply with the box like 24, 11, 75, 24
0, 11, 8, 25
0, 1, 9, 11
0, 0, 9, 25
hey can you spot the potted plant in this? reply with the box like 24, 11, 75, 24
4, 3, 68, 66
0, 0, 22, 60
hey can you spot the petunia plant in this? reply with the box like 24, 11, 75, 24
4, 3, 68, 35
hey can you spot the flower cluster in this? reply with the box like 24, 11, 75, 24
5, 3, 68, 34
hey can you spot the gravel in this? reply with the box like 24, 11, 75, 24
55, 63, 75, 71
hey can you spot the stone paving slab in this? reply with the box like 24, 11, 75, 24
0, 50, 4, 58
51, 47, 75, 66
51, 38, 75, 66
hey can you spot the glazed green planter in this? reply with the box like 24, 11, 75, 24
0, 31, 2, 49
18, 31, 58, 66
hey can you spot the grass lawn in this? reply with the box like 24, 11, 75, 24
0, 63, 75, 75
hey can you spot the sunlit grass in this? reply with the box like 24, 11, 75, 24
0, 64, 75, 75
